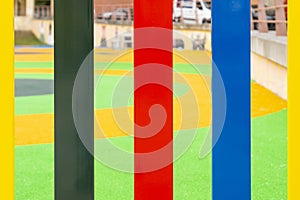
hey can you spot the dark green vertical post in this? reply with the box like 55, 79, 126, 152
54, 0, 94, 199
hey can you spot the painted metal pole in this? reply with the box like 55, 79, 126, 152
54, 0, 94, 199
134, 0, 173, 199
288, 0, 300, 199
212, 0, 251, 199
0, 0, 14, 199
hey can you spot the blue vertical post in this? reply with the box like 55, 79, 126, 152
212, 0, 251, 199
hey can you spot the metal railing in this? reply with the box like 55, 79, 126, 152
251, 0, 287, 36
94, 2, 211, 27
94, 0, 287, 36
34, 5, 52, 19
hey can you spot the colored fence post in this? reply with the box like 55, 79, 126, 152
0, 0, 14, 199
258, 0, 268, 33
212, 0, 251, 199
288, 0, 300, 199
134, 0, 173, 199
250, 8, 254, 30
274, 0, 287, 36
127, 7, 132, 21
54, 0, 94, 199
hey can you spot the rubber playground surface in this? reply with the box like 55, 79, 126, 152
14, 47, 287, 199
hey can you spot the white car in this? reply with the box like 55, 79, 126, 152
173, 0, 211, 24
97, 8, 129, 20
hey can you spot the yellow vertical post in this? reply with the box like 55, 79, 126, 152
288, 0, 300, 199
0, 0, 14, 199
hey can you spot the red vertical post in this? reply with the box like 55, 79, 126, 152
134, 0, 173, 199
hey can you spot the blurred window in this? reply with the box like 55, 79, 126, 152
196, 1, 203, 10
15, 0, 26, 16
177, 0, 193, 8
